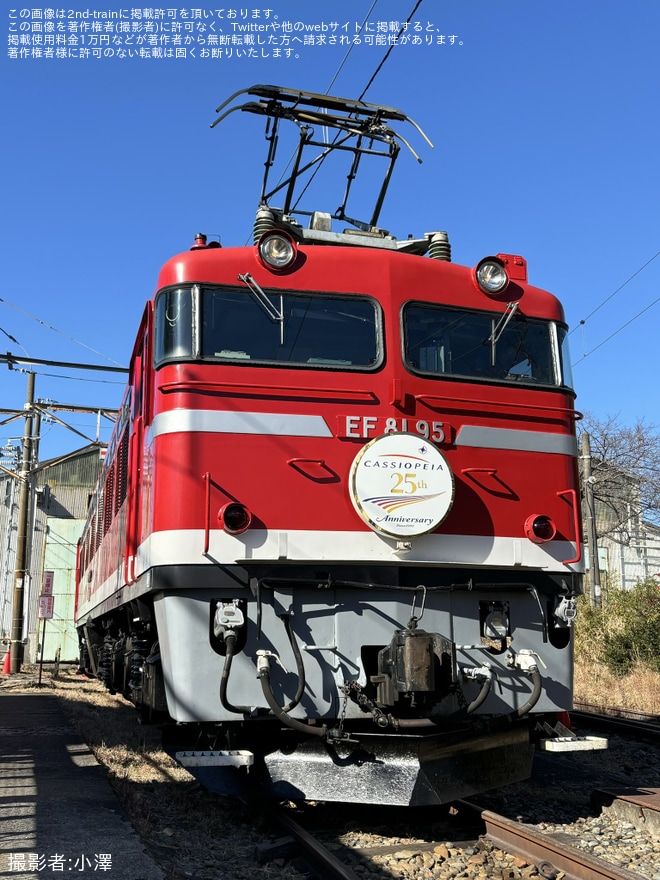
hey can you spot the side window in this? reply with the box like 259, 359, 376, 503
557, 326, 575, 389
155, 288, 193, 365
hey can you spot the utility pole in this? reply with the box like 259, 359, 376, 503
2, 351, 125, 673
10, 372, 35, 673
581, 432, 602, 607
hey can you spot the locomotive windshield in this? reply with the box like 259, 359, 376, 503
155, 286, 381, 369
403, 303, 573, 388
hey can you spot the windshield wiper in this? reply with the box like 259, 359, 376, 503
488, 301, 519, 366
237, 273, 284, 344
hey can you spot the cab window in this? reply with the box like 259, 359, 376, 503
200, 287, 381, 370
404, 303, 562, 386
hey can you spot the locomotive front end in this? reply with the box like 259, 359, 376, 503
136, 233, 583, 804
75, 86, 586, 807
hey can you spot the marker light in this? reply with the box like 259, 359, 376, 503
258, 231, 296, 270
218, 503, 252, 535
474, 258, 510, 295
524, 514, 557, 544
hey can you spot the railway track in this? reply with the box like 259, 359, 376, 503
252, 706, 660, 880
572, 701, 660, 738
237, 704, 660, 880
256, 797, 648, 880
9, 670, 660, 880
478, 807, 644, 880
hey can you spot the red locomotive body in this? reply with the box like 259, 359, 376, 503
76, 87, 584, 805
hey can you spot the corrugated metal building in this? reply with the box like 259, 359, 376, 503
599, 522, 660, 591
0, 445, 102, 663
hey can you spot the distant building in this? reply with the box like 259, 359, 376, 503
585, 456, 660, 593
598, 519, 660, 592
0, 445, 101, 663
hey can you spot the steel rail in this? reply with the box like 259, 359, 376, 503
572, 701, 660, 726
481, 809, 642, 880
261, 804, 364, 880
571, 708, 660, 738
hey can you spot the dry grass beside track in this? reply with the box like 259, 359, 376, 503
574, 648, 660, 715
574, 659, 660, 714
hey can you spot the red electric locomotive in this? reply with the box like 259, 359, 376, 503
76, 86, 586, 805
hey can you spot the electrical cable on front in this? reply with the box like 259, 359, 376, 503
27, 371, 125, 385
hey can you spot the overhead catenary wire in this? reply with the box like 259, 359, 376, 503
572, 293, 660, 367
287, 0, 427, 217
0, 352, 128, 373
1, 325, 20, 346
358, 0, 425, 101
325, 0, 380, 95
0, 296, 125, 367
569, 249, 659, 335
28, 370, 126, 385
569, 247, 660, 366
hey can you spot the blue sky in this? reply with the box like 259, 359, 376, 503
2, 0, 659, 463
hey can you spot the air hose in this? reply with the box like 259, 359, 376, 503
278, 614, 305, 713
219, 631, 253, 715
219, 615, 305, 716
516, 665, 542, 717
257, 652, 327, 737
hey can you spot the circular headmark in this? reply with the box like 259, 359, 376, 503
349, 433, 455, 538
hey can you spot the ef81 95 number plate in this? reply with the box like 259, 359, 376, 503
338, 415, 448, 443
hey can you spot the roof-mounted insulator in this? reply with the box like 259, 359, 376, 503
253, 207, 276, 243
427, 231, 451, 262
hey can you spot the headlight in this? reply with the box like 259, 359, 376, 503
258, 232, 296, 269
474, 258, 509, 295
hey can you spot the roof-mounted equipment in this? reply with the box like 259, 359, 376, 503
211, 85, 436, 252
